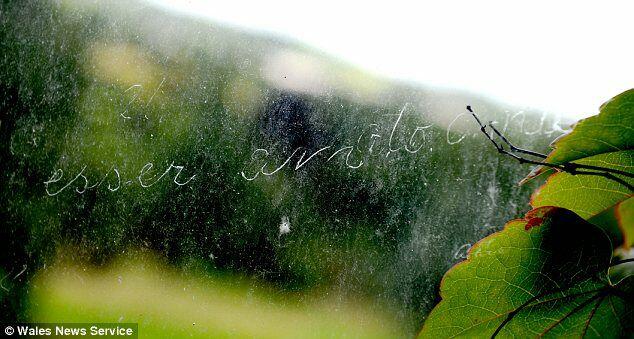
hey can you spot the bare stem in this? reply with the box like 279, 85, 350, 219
467, 106, 634, 191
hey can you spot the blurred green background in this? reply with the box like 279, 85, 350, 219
0, 0, 562, 336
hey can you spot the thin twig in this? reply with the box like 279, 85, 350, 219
487, 122, 547, 158
467, 106, 634, 191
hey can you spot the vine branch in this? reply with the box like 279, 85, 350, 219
467, 106, 634, 191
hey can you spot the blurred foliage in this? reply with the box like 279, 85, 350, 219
0, 0, 560, 335
31, 253, 405, 338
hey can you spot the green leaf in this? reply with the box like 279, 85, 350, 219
528, 90, 633, 249
418, 207, 633, 338
589, 196, 634, 249
545, 89, 634, 166
531, 150, 633, 220
522, 89, 634, 184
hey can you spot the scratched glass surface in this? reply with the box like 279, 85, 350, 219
0, 1, 570, 337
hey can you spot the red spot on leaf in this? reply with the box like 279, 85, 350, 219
523, 206, 562, 230
525, 217, 543, 230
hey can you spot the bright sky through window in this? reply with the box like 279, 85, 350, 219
149, 0, 634, 120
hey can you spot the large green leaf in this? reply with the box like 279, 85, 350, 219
523, 89, 634, 182
418, 207, 633, 338
531, 150, 633, 220
545, 89, 634, 166
589, 197, 634, 249
529, 90, 633, 248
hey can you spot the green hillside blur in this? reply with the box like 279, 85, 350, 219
0, 0, 563, 336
